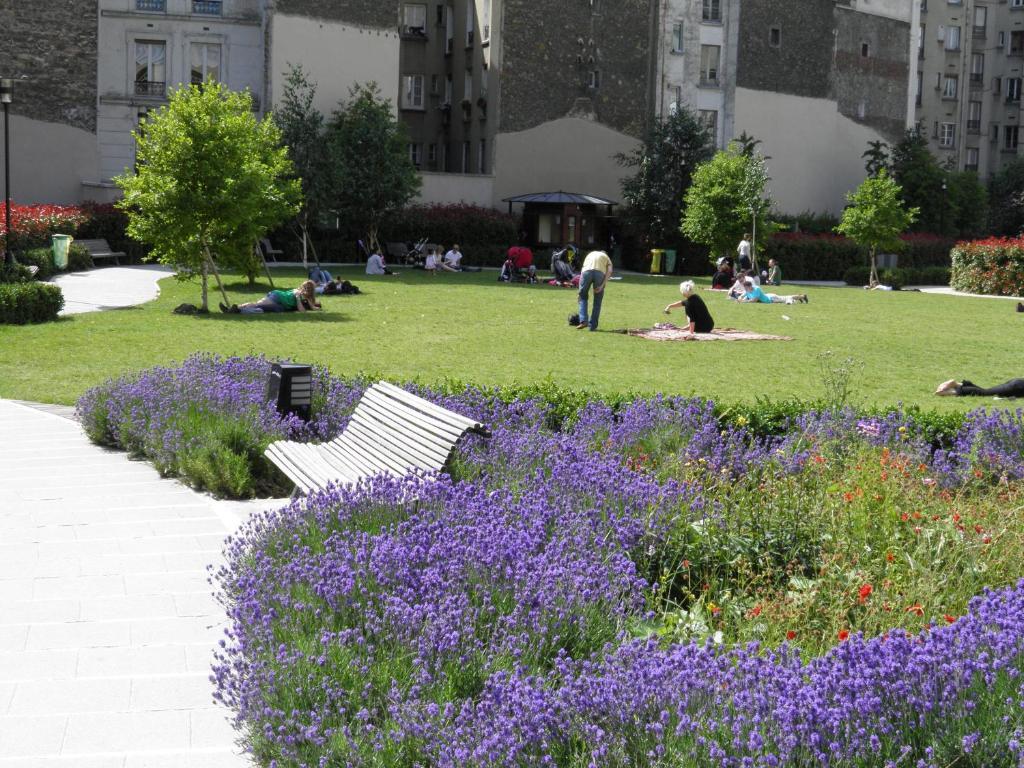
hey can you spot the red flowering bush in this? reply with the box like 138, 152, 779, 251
950, 236, 1024, 295
0, 202, 88, 251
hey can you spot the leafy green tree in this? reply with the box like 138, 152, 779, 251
836, 169, 919, 287
274, 64, 329, 268
946, 170, 988, 238
739, 152, 772, 271
116, 81, 300, 311
617, 107, 715, 246
889, 131, 945, 233
681, 143, 772, 263
326, 83, 420, 251
988, 158, 1024, 235
862, 140, 890, 177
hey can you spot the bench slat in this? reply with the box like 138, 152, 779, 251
342, 422, 414, 476
349, 410, 451, 470
353, 398, 459, 458
361, 388, 466, 442
348, 413, 446, 473
375, 382, 487, 434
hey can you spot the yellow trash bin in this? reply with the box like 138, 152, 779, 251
650, 248, 664, 274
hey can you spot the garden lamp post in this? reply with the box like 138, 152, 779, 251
1, 78, 12, 267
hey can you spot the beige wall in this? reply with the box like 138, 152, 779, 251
493, 117, 638, 205
417, 172, 495, 207
6, 115, 99, 205
734, 87, 886, 215
269, 14, 400, 116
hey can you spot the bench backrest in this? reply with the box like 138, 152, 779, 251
77, 239, 115, 253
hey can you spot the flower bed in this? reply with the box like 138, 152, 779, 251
950, 236, 1024, 296
78, 356, 1024, 766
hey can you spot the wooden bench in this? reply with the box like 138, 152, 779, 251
76, 239, 126, 266
264, 381, 490, 494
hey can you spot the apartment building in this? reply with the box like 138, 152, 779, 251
915, 0, 1024, 178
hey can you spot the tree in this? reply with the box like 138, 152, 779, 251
946, 170, 988, 238
739, 151, 772, 271
617, 106, 715, 246
734, 130, 766, 158
681, 143, 772, 263
889, 130, 945, 234
835, 169, 918, 287
274, 64, 329, 268
326, 83, 420, 251
988, 159, 1024, 235
116, 82, 301, 311
862, 140, 890, 177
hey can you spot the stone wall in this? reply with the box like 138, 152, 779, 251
0, 0, 99, 132
272, 0, 398, 29
499, 0, 655, 138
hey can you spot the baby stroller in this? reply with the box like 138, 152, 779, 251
404, 238, 430, 267
550, 249, 575, 284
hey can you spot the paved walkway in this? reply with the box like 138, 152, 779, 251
50, 266, 172, 316
0, 400, 253, 767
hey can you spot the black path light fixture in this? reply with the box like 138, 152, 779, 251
267, 363, 313, 422
1, 77, 12, 266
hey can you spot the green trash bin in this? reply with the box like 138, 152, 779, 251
51, 234, 73, 270
650, 248, 664, 274
663, 249, 677, 274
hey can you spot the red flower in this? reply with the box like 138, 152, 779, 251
857, 584, 873, 604
786, 630, 796, 640
750, 604, 762, 618
906, 604, 924, 616
838, 629, 850, 641
886, 551, 895, 563
944, 614, 957, 624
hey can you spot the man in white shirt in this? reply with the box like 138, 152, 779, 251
441, 244, 463, 272
577, 250, 613, 331
737, 234, 752, 272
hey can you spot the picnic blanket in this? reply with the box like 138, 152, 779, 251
622, 323, 792, 342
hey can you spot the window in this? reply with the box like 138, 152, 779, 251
435, 3, 445, 25
970, 52, 984, 83
430, 74, 440, 94
400, 74, 425, 109
134, 40, 166, 96
919, 24, 925, 58
700, 45, 720, 86
1009, 78, 1022, 102
588, 70, 601, 89
992, 123, 1000, 142
916, 71, 923, 106
861, 42, 870, 58
190, 43, 220, 85
994, 76, 1003, 96
999, 31, 1006, 48
463, 69, 472, 101
1012, 31, 1024, 55
462, 141, 471, 173
769, 26, 781, 48
965, 146, 979, 170
409, 143, 422, 168
940, 122, 956, 147
671, 21, 684, 53
445, 3, 454, 52
942, 74, 958, 99
1005, 125, 1019, 150
403, 4, 427, 36
192, 0, 221, 14
948, 0, 962, 4
702, 0, 721, 22
444, 74, 453, 104
974, 5, 987, 30
945, 25, 960, 50
968, 100, 982, 132
428, 143, 437, 165
1013, 0, 1024, 8
478, 139, 486, 174
699, 109, 718, 140
466, 0, 475, 46
480, 0, 491, 43
136, 0, 165, 11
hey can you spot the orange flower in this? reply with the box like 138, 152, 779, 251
944, 614, 957, 624
843, 491, 855, 503
750, 604, 762, 618
900, 513, 909, 522
886, 551, 895, 563
857, 584, 873, 604
786, 630, 796, 640
952, 512, 961, 523
880, 471, 888, 481
838, 629, 850, 641
906, 604, 924, 616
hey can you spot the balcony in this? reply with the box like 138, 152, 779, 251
134, 80, 166, 97
967, 120, 981, 134
699, 74, 720, 88
136, 0, 165, 11
192, 0, 222, 15
970, 72, 984, 88
973, 25, 986, 39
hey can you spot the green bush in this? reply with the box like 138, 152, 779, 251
0, 282, 64, 324
379, 204, 520, 266
761, 233, 955, 281
842, 265, 950, 288
0, 263, 35, 284
68, 244, 93, 271
950, 237, 1024, 295
17, 248, 56, 280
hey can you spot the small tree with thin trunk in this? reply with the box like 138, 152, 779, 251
116, 81, 301, 311
835, 169, 918, 287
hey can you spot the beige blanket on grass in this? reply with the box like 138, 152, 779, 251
624, 323, 792, 342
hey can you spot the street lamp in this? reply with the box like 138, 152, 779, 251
1, 78, 12, 267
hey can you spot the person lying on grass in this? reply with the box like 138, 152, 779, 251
220, 280, 321, 314
934, 378, 1024, 398
739, 277, 807, 305
664, 280, 714, 336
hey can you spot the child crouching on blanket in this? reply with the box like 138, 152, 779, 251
664, 280, 715, 336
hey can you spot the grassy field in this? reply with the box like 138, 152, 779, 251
0, 266, 1019, 408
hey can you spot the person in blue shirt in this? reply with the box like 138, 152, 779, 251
740, 277, 807, 305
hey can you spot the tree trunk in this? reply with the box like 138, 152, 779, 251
204, 246, 232, 308
869, 246, 879, 288
200, 261, 209, 313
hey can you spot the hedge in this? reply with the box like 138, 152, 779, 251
0, 282, 64, 324
950, 237, 1024, 295
842, 265, 950, 289
378, 204, 520, 266
18, 248, 57, 280
758, 233, 955, 281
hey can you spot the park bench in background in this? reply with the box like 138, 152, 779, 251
77, 239, 126, 266
265, 381, 490, 494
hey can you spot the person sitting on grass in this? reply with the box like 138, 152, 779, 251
765, 258, 782, 286
663, 280, 714, 336
366, 248, 396, 275
935, 378, 1024, 398
441, 244, 463, 272
740, 277, 807, 305
221, 280, 321, 314
711, 262, 734, 290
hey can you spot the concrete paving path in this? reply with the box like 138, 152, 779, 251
50, 266, 172, 316
0, 400, 252, 767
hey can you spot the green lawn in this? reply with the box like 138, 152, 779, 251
0, 266, 1018, 408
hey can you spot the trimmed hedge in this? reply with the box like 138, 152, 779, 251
0, 263, 35, 284
950, 237, 1024, 295
18, 248, 56, 280
759, 233, 955, 281
68, 244, 94, 271
0, 282, 64, 324
842, 265, 950, 289
379, 204, 520, 266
